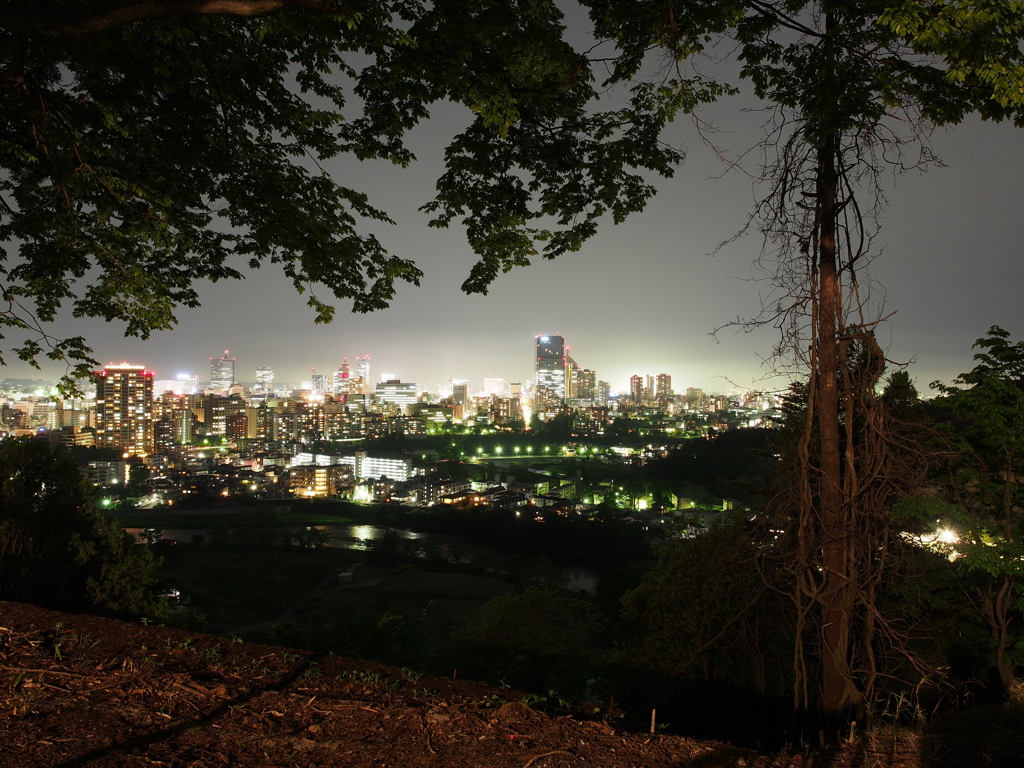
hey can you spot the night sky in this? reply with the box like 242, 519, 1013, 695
7, 63, 1023, 395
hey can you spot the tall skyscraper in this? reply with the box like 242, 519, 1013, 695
94, 363, 154, 456
655, 373, 673, 398
209, 350, 235, 392
534, 335, 566, 408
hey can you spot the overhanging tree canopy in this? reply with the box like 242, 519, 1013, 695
0, 0, 694, 387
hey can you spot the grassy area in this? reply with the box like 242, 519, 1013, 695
158, 543, 363, 629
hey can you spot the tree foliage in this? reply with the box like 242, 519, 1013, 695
451, 586, 604, 694
0, 0, 691, 388
0, 438, 164, 618
614, 520, 792, 694
584, 0, 1023, 727
930, 326, 1024, 694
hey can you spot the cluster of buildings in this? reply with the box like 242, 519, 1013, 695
0, 336, 782, 503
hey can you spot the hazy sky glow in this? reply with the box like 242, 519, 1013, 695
7, 54, 1023, 394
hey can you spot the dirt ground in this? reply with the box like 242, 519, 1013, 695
1, 600, 1021, 768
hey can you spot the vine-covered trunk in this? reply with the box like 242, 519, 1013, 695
813, 127, 861, 724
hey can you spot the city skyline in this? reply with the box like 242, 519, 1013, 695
4, 108, 1021, 395
62, 342, 694, 397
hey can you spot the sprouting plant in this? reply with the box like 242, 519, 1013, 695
476, 693, 507, 708
301, 662, 323, 682
400, 667, 422, 683
189, 645, 223, 664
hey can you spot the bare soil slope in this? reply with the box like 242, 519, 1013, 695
1, 601, 1018, 767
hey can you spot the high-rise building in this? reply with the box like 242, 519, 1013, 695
375, 380, 417, 413
209, 350, 235, 392
333, 358, 352, 396
355, 356, 371, 393
565, 354, 580, 399
255, 367, 274, 393
534, 335, 566, 408
452, 381, 468, 421
176, 373, 198, 396
655, 373, 673, 398
172, 408, 195, 445
630, 375, 645, 403
576, 369, 597, 400
94, 363, 155, 456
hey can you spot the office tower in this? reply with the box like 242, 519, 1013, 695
311, 373, 329, 396
355, 356, 371, 393
534, 334, 566, 406
255, 366, 274, 393
333, 357, 352, 396
375, 380, 417, 412
209, 350, 235, 392
452, 381, 468, 420
176, 373, 198, 396
94, 363, 154, 456
656, 373, 673, 398
564, 354, 580, 399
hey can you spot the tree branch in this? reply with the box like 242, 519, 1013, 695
0, 0, 340, 38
